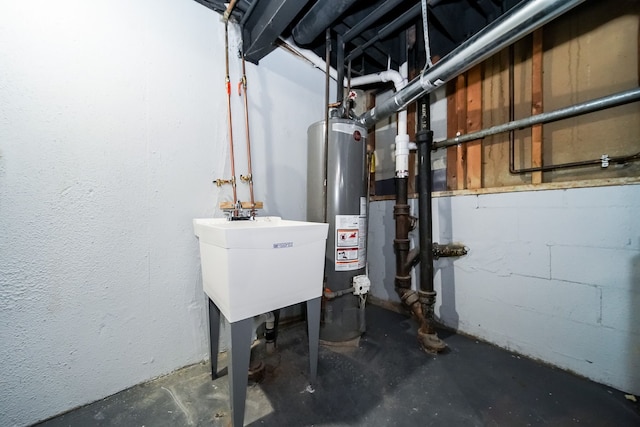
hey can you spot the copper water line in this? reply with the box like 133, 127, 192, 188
322, 28, 331, 223
239, 53, 256, 212
222, 0, 238, 22
224, 22, 238, 213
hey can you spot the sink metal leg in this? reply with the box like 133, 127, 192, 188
229, 317, 253, 427
208, 298, 221, 379
306, 297, 321, 384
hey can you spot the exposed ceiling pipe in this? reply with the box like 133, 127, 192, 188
222, 0, 239, 21
292, 0, 359, 46
345, 3, 422, 63
350, 70, 404, 88
239, 0, 259, 27
356, 0, 587, 129
280, 37, 407, 93
279, 37, 340, 81
343, 0, 407, 43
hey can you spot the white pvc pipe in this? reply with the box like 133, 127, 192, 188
350, 70, 404, 88
395, 62, 409, 177
280, 36, 408, 99
345, 63, 411, 177
280, 37, 339, 81
254, 311, 275, 330
279, 38, 410, 176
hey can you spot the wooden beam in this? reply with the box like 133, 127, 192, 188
454, 74, 467, 190
465, 65, 483, 189
446, 80, 459, 190
446, 75, 468, 190
531, 28, 544, 184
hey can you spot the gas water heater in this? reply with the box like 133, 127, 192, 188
307, 118, 370, 343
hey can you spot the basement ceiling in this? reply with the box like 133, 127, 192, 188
193, 0, 520, 78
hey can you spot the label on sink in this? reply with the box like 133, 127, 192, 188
273, 241, 294, 249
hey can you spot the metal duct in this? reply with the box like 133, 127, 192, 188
357, 0, 587, 129
292, 0, 359, 46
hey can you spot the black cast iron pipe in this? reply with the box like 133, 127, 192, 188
394, 177, 411, 290
417, 129, 437, 333
336, 34, 345, 104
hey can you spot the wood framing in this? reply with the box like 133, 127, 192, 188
446, 74, 467, 190
465, 65, 483, 189
531, 28, 544, 184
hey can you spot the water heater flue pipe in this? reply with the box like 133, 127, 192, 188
357, 0, 587, 129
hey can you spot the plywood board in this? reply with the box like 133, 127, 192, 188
466, 65, 483, 189
542, 1, 640, 182
531, 28, 543, 184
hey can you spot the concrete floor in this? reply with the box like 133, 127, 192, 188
36, 305, 640, 426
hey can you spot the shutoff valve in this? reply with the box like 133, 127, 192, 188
352, 275, 371, 296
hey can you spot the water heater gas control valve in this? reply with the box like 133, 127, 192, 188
352, 275, 371, 296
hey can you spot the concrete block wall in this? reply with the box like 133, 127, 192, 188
370, 184, 640, 395
0, 1, 325, 425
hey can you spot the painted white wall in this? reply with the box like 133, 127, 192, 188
0, 1, 325, 425
368, 83, 639, 394
369, 184, 640, 395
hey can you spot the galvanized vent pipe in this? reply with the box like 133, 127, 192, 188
357, 0, 587, 129
433, 87, 640, 149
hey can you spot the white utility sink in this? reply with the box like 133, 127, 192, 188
193, 216, 329, 322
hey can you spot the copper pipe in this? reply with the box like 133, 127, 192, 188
322, 28, 331, 223
224, 22, 238, 213
223, 0, 239, 22
239, 53, 256, 212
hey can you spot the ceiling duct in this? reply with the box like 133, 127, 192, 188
292, 0, 359, 46
357, 0, 587, 128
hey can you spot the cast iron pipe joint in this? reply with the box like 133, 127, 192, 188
400, 289, 420, 307
394, 238, 411, 252
394, 275, 412, 289
416, 129, 433, 145
418, 290, 437, 311
393, 204, 410, 218
396, 288, 423, 321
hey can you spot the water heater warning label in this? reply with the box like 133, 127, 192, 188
335, 215, 367, 271
337, 230, 358, 246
